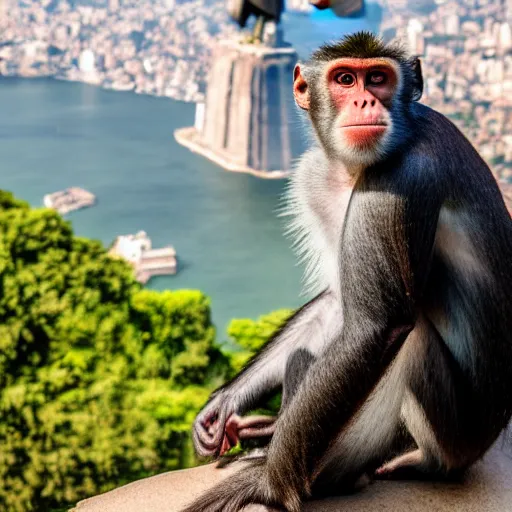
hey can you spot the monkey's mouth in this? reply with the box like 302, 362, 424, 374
342, 124, 387, 146
341, 123, 388, 128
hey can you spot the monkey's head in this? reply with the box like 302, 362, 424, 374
294, 32, 423, 169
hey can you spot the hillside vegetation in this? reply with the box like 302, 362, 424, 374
0, 191, 291, 512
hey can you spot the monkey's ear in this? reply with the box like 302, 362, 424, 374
411, 57, 423, 102
293, 64, 310, 111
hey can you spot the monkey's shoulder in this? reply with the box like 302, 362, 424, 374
409, 103, 478, 159
288, 147, 344, 202
366, 147, 443, 200
381, 103, 492, 191
410, 102, 457, 131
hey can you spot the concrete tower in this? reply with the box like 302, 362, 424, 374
175, 39, 305, 178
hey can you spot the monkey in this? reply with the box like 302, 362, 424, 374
184, 31, 512, 512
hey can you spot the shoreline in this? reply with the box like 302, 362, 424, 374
0, 77, 305, 334
0, 73, 198, 104
174, 127, 291, 180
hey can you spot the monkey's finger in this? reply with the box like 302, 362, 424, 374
192, 428, 214, 455
238, 424, 276, 439
235, 415, 276, 429
233, 415, 276, 439
192, 427, 219, 457
219, 434, 235, 456
210, 408, 230, 446
202, 409, 219, 428
194, 425, 224, 451
224, 417, 242, 450
194, 416, 224, 450
217, 414, 244, 456
195, 418, 217, 444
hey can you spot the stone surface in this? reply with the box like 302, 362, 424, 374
73, 437, 512, 512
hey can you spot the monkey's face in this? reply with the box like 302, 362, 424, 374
294, 58, 400, 168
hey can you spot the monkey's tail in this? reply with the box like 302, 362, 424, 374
180, 458, 298, 512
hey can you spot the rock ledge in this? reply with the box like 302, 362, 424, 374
74, 437, 512, 512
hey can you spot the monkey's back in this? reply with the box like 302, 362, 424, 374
412, 104, 512, 432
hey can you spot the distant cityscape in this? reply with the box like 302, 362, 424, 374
0, 0, 241, 102
382, 0, 512, 202
0, 0, 511, 200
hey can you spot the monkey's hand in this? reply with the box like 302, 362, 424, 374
193, 391, 277, 457
181, 459, 302, 512
193, 391, 236, 457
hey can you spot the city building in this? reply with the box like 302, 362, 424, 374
1, 0, 512, 188
109, 231, 178, 284
0, 0, 7, 28
79, 49, 96, 73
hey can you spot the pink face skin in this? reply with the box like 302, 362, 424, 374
294, 58, 398, 153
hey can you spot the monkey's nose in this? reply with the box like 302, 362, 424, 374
354, 99, 377, 109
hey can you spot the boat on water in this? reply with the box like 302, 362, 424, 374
44, 187, 96, 215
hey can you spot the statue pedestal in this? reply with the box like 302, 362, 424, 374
174, 39, 305, 178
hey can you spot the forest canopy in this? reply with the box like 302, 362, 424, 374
0, 190, 291, 512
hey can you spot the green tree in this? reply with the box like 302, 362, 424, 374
0, 191, 228, 511
0, 190, 294, 512
226, 309, 293, 374
224, 309, 293, 427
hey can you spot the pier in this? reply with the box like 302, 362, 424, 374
44, 187, 96, 215
108, 231, 177, 284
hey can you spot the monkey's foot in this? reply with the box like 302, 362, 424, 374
374, 449, 424, 479
220, 414, 276, 456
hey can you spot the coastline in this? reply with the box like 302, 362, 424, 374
174, 127, 291, 180
0, 77, 305, 333
1, 72, 200, 104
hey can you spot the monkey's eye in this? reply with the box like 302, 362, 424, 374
367, 71, 387, 85
335, 72, 355, 86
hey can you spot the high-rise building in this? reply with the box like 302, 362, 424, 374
407, 18, 424, 55
445, 14, 460, 36
0, 0, 7, 27
499, 22, 512, 52
507, 0, 512, 22
79, 49, 96, 73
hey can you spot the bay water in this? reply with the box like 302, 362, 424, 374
0, 10, 379, 334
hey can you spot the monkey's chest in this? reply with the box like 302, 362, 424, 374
322, 188, 353, 240
313, 187, 354, 290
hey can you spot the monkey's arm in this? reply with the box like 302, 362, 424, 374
193, 289, 340, 457
183, 160, 443, 512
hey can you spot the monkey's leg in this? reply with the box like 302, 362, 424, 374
310, 337, 415, 496
377, 318, 483, 480
374, 449, 422, 476
281, 348, 316, 409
